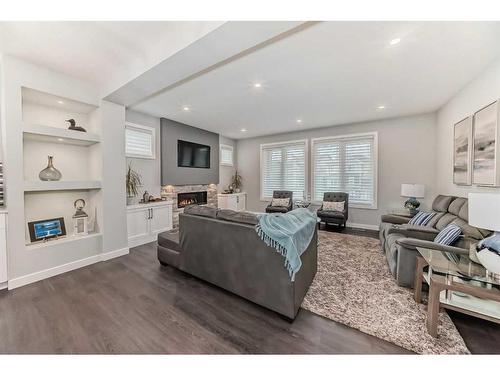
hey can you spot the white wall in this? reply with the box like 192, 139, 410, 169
236, 113, 437, 227
436, 59, 500, 197
125, 109, 161, 198
218, 135, 237, 192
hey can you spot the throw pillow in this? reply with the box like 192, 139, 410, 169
434, 224, 462, 246
409, 211, 435, 226
271, 198, 290, 207
323, 201, 345, 212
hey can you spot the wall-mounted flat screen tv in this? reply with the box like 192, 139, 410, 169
177, 140, 211, 168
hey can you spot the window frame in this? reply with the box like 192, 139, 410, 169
125, 122, 156, 159
219, 144, 234, 167
259, 139, 308, 202
311, 132, 378, 210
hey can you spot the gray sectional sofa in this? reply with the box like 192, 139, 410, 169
157, 205, 318, 319
380, 195, 491, 288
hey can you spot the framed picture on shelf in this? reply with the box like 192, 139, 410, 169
453, 116, 473, 185
28, 217, 66, 243
473, 101, 500, 186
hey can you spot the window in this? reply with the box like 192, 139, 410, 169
125, 122, 155, 159
220, 144, 234, 166
260, 140, 307, 200
312, 133, 377, 208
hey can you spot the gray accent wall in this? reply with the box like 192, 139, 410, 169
236, 113, 437, 228
160, 118, 219, 186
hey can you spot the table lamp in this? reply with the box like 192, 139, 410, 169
469, 193, 500, 277
401, 184, 425, 214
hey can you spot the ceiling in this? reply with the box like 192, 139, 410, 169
128, 21, 500, 139
0, 21, 224, 96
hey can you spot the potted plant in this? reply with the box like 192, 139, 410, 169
126, 163, 142, 205
231, 170, 242, 193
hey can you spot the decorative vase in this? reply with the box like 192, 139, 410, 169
39, 156, 62, 181
234, 188, 241, 193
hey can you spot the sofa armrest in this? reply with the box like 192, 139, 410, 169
387, 225, 439, 241
396, 237, 469, 255
381, 214, 411, 225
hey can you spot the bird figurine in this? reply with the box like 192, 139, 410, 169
66, 119, 87, 132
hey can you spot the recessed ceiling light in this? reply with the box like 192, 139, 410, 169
296, 119, 303, 123
253, 83, 262, 88
389, 38, 401, 46
240, 128, 247, 132
57, 100, 64, 104
377, 105, 386, 110
182, 106, 190, 111
57, 138, 64, 141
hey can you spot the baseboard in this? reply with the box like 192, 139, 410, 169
0, 281, 7, 290
8, 247, 130, 290
8, 253, 102, 290
346, 222, 379, 231
101, 247, 129, 261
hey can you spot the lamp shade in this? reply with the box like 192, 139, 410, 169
401, 184, 425, 198
468, 193, 500, 231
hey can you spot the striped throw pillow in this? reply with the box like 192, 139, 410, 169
434, 224, 462, 246
408, 211, 435, 226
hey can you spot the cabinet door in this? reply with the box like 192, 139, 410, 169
217, 196, 227, 209
150, 205, 172, 235
127, 209, 150, 245
236, 195, 246, 211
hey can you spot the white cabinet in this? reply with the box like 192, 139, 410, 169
127, 201, 173, 248
217, 193, 246, 211
0, 212, 7, 287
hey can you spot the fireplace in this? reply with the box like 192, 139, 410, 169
177, 191, 208, 208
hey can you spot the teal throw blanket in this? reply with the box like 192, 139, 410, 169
255, 208, 317, 281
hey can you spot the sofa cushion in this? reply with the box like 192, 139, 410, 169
217, 209, 259, 225
451, 218, 486, 241
432, 195, 455, 212
458, 201, 469, 221
449, 197, 467, 216
426, 212, 445, 228
435, 213, 457, 230
183, 205, 218, 218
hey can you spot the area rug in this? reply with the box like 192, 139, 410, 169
301, 231, 470, 354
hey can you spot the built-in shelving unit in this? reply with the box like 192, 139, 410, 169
24, 180, 102, 192
23, 124, 100, 146
25, 232, 102, 250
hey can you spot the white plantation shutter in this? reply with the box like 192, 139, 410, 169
261, 140, 307, 200
125, 123, 155, 159
220, 145, 234, 166
312, 133, 377, 208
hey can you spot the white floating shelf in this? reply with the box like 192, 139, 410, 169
23, 124, 100, 146
25, 232, 102, 250
24, 180, 102, 192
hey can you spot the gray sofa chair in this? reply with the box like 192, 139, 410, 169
380, 195, 491, 288
265, 190, 294, 213
317, 192, 349, 229
157, 205, 318, 319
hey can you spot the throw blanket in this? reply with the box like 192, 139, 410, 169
255, 208, 317, 281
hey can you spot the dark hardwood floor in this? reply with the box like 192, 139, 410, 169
0, 226, 497, 354
0, 238, 409, 354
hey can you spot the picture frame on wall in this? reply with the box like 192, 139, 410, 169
473, 100, 500, 186
453, 116, 473, 185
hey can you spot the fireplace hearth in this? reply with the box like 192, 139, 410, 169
177, 191, 208, 208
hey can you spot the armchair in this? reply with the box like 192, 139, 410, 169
317, 192, 349, 229
265, 190, 294, 213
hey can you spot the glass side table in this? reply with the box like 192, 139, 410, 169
415, 247, 500, 337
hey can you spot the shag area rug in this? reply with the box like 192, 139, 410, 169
301, 231, 470, 354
